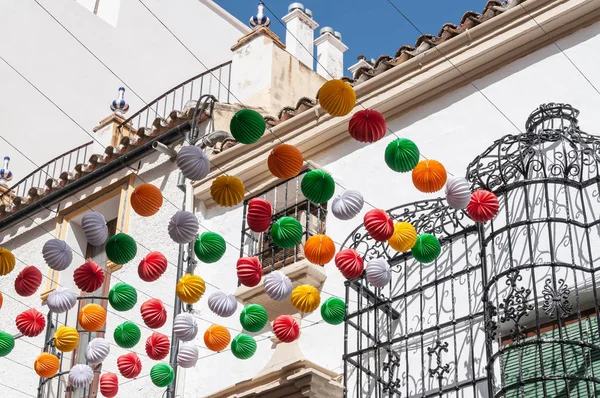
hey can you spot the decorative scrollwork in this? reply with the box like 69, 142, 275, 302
382, 348, 402, 395
427, 340, 450, 380
498, 270, 534, 340
542, 278, 572, 318
485, 302, 499, 340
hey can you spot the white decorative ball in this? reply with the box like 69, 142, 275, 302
173, 313, 198, 342
81, 212, 108, 246
168, 211, 199, 244
331, 190, 364, 221
445, 177, 472, 210
85, 338, 110, 365
263, 271, 293, 301
177, 146, 210, 181
366, 258, 391, 288
69, 364, 94, 389
46, 288, 77, 313
177, 345, 199, 368
207, 291, 238, 318
42, 239, 73, 271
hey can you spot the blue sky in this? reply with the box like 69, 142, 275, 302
215, 0, 488, 76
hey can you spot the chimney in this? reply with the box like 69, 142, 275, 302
314, 27, 348, 79
348, 55, 374, 77
0, 156, 13, 188
281, 3, 318, 69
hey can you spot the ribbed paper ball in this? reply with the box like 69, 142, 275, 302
321, 297, 345, 325
16, 308, 46, 337
366, 258, 391, 288
108, 282, 137, 312
204, 325, 231, 352
467, 190, 499, 223
348, 109, 387, 143
364, 209, 394, 241
385, 138, 420, 173
85, 337, 110, 365
210, 175, 245, 207
78, 303, 107, 332
194, 232, 226, 263
230, 108, 266, 144
105, 233, 137, 264
273, 315, 300, 343
14, 266, 43, 297
0, 248, 15, 276
145, 332, 170, 360
388, 222, 417, 253
141, 298, 167, 329
168, 211, 199, 244
73, 261, 105, 293
176, 274, 206, 304
208, 291, 238, 318
173, 313, 198, 342
117, 352, 142, 379
411, 234, 441, 264
331, 190, 364, 220
34, 353, 59, 378
412, 160, 447, 193
334, 249, 364, 279
0, 292, 3, 309
54, 326, 79, 352
267, 144, 303, 179
304, 234, 336, 265
138, 251, 168, 282
318, 79, 356, 117
445, 177, 472, 210
150, 363, 174, 387
47, 288, 77, 313
69, 364, 93, 389
246, 198, 273, 233
177, 345, 199, 368
42, 239, 72, 271
240, 304, 268, 333
0, 331, 14, 357
301, 169, 335, 204
290, 285, 320, 313
113, 321, 141, 348
264, 270, 293, 301
81, 211, 108, 246
100, 373, 119, 398
236, 256, 262, 287
130, 184, 163, 217
231, 334, 257, 360
271, 216, 303, 248
176, 145, 210, 181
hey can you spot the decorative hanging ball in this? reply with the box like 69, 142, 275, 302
81, 211, 108, 246
176, 145, 210, 181
54, 326, 79, 352
412, 160, 447, 193
16, 308, 46, 337
365, 258, 391, 288
264, 270, 293, 301
445, 177, 472, 210
117, 352, 142, 379
208, 291, 238, 318
236, 256, 263, 287
387, 222, 417, 253
145, 332, 170, 361
176, 274, 206, 304
364, 209, 394, 242
321, 297, 346, 325
304, 234, 336, 265
331, 190, 364, 221
290, 284, 321, 313
301, 169, 335, 204
168, 211, 199, 244
466, 190, 499, 223
194, 232, 226, 263
130, 183, 163, 217
246, 198, 273, 233
230, 108, 266, 145
78, 303, 107, 332
173, 313, 198, 342
73, 260, 105, 293
0, 247, 15, 276
138, 251, 168, 282
411, 234, 441, 264
141, 298, 167, 329
272, 315, 300, 343
85, 337, 110, 365
46, 288, 77, 313
267, 144, 304, 180
34, 353, 59, 378
270, 216, 303, 248
150, 363, 175, 388
69, 364, 93, 389
100, 373, 119, 398
0, 331, 14, 357
317, 79, 356, 117
348, 109, 387, 143
204, 324, 231, 352
384, 138, 420, 173
108, 282, 137, 312
42, 239, 73, 271
0, 292, 3, 309
14, 265, 43, 297
113, 321, 141, 349
231, 333, 257, 360
177, 345, 199, 368
105, 233, 137, 265
210, 175, 245, 207
334, 249, 364, 279
239, 304, 268, 333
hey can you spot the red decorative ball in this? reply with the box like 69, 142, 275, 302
73, 261, 104, 293
334, 249, 365, 279
272, 315, 300, 343
466, 190, 499, 223
236, 257, 262, 287
246, 198, 272, 233
14, 266, 43, 297
364, 209, 394, 241
140, 298, 167, 329
16, 308, 46, 337
138, 252, 168, 282
348, 109, 387, 143
100, 373, 119, 397
145, 332, 170, 360
117, 352, 142, 379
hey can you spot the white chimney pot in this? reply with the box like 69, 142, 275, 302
282, 5, 318, 69
314, 30, 348, 80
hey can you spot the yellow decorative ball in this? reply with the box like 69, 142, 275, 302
0, 247, 16, 276
290, 284, 320, 313
176, 274, 206, 304
210, 175, 245, 207
54, 326, 79, 352
317, 79, 356, 117
387, 222, 417, 253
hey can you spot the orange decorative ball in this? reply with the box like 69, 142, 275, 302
131, 183, 163, 217
78, 303, 107, 332
34, 353, 60, 378
411, 160, 447, 193
317, 80, 356, 117
304, 234, 336, 265
267, 144, 303, 179
204, 325, 231, 352
210, 175, 245, 207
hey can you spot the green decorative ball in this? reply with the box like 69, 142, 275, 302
0, 331, 15, 357
239, 304, 268, 333
230, 109, 266, 145
301, 169, 335, 204
385, 138, 420, 173
194, 232, 226, 263
113, 321, 141, 348
105, 233, 137, 264
108, 282, 137, 312
270, 216, 303, 249
411, 234, 441, 264
231, 334, 257, 360
150, 363, 174, 387
320, 297, 346, 325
